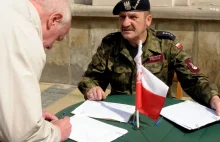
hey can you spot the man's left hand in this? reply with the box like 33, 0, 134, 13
42, 110, 58, 122
210, 95, 220, 116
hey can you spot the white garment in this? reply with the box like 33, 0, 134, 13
0, 0, 60, 141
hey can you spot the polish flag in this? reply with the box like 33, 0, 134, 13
134, 41, 169, 121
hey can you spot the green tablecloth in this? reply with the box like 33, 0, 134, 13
56, 95, 220, 142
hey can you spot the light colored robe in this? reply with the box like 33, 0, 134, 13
0, 0, 60, 141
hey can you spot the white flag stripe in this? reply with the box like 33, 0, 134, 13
141, 65, 169, 97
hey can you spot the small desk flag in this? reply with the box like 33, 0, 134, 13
134, 41, 169, 121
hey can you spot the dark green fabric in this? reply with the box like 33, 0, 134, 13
56, 95, 220, 142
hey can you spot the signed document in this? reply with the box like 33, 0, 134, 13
72, 100, 135, 122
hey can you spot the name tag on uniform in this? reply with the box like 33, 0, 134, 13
147, 54, 164, 63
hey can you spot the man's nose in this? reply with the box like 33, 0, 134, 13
122, 17, 131, 27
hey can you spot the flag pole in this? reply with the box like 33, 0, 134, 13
135, 40, 142, 129
136, 110, 139, 128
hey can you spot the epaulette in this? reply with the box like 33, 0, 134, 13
103, 32, 121, 40
156, 31, 176, 40
102, 32, 121, 44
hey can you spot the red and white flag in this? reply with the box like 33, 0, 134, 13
134, 41, 169, 121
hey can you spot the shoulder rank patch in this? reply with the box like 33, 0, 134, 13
156, 31, 176, 40
103, 32, 121, 42
185, 58, 200, 74
175, 43, 182, 49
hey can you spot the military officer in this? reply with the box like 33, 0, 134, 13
78, 0, 220, 115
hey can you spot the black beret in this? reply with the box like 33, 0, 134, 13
113, 0, 150, 15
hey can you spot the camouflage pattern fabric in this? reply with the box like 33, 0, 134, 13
78, 28, 219, 107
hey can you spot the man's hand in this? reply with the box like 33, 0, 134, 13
52, 117, 72, 142
42, 110, 58, 121
86, 86, 106, 101
210, 95, 220, 116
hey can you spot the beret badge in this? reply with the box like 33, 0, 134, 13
123, 0, 131, 10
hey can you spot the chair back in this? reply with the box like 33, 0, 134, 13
173, 73, 182, 99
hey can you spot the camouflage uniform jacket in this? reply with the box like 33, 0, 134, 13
78, 28, 219, 107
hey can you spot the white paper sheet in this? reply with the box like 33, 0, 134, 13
160, 100, 220, 130
71, 100, 135, 122
69, 115, 128, 142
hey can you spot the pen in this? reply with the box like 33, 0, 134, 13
155, 117, 163, 126
130, 111, 136, 126
62, 112, 66, 119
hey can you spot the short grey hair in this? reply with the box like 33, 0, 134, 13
35, 0, 72, 27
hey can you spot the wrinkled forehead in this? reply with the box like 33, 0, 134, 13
119, 11, 145, 16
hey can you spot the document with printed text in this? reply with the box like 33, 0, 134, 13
71, 100, 135, 122
69, 115, 128, 142
160, 100, 220, 130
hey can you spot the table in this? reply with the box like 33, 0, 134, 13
56, 95, 220, 142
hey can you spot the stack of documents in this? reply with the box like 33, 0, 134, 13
71, 100, 135, 122
160, 100, 220, 130
69, 115, 128, 142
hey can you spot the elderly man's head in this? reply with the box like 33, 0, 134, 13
30, 0, 71, 49
113, 0, 152, 46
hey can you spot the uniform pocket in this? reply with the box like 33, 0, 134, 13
144, 60, 169, 84
144, 61, 163, 74
111, 65, 132, 91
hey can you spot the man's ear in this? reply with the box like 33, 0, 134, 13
47, 13, 63, 30
146, 14, 152, 27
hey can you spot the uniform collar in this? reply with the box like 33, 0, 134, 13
118, 28, 162, 66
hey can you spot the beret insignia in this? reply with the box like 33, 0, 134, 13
113, 0, 150, 15
132, 0, 140, 9
124, 0, 131, 10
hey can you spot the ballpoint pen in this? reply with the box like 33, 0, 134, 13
155, 117, 163, 126
62, 112, 66, 119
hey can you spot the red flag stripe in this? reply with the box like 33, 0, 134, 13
136, 86, 166, 121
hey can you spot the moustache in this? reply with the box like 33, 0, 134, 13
122, 27, 134, 31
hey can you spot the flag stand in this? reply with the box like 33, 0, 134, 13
131, 110, 144, 131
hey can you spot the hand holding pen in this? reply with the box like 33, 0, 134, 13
62, 112, 66, 119
42, 110, 58, 122
52, 112, 72, 141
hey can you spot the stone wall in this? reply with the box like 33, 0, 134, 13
74, 0, 220, 6
40, 3, 220, 94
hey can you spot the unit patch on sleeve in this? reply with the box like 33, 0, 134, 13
185, 58, 200, 74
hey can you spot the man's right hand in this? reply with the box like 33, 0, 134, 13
52, 116, 72, 141
86, 86, 106, 101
